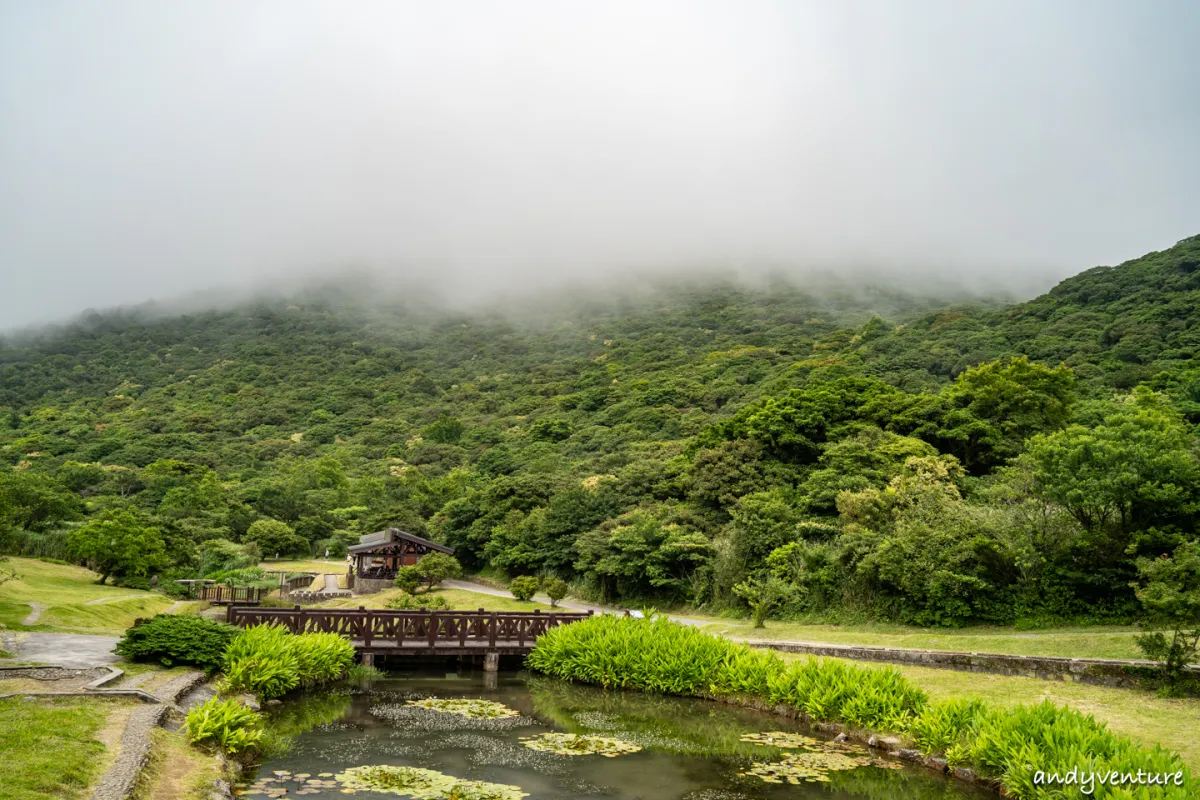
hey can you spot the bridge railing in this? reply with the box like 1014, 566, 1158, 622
200, 585, 265, 605
226, 606, 593, 648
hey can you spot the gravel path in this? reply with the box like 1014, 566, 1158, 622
13, 632, 121, 667
89, 703, 166, 800
22, 602, 46, 625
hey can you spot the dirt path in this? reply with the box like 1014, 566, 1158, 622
322, 574, 340, 592
21, 602, 46, 625
164, 600, 185, 613
83, 594, 147, 605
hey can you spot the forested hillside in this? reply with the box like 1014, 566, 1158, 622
3, 235, 1199, 626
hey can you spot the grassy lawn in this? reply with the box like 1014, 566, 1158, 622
0, 558, 175, 633
312, 586, 555, 612
0, 695, 131, 800
260, 558, 347, 575
689, 615, 1145, 660
781, 653, 1200, 772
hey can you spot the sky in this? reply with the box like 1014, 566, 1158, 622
1, 1, 1198, 328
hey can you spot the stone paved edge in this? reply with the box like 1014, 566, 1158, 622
90, 703, 167, 800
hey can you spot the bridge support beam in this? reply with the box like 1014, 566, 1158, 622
362, 653, 375, 668
483, 652, 499, 673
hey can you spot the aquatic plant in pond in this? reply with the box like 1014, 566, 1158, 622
519, 732, 642, 757
334, 765, 527, 799
739, 731, 820, 749
741, 750, 866, 784
406, 697, 521, 719
241, 769, 338, 796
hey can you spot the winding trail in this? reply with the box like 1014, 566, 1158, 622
83, 594, 147, 606
21, 602, 46, 626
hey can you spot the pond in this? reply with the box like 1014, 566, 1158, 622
247, 667, 993, 800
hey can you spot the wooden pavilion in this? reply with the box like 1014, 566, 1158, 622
348, 528, 455, 581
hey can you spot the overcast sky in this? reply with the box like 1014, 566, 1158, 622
1, 1, 1198, 327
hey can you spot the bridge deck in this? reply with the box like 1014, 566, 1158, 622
227, 605, 592, 653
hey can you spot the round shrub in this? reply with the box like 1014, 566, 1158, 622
115, 613, 239, 670
509, 576, 540, 602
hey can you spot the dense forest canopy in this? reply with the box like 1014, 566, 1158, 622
2, 234, 1199, 625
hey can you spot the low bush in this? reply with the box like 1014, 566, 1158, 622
510, 576, 540, 602
527, 616, 1194, 799
543, 577, 569, 607
184, 696, 263, 754
386, 593, 451, 610
223, 623, 355, 700
115, 614, 239, 670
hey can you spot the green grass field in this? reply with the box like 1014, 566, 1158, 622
689, 616, 1145, 660
0, 558, 174, 633
787, 653, 1200, 772
312, 586, 555, 613
0, 695, 128, 800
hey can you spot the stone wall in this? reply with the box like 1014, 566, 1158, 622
741, 639, 1196, 688
353, 577, 395, 595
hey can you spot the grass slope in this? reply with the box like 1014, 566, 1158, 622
0, 557, 173, 632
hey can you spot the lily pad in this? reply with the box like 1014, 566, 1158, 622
740, 750, 866, 785
519, 732, 643, 757
334, 765, 527, 799
404, 697, 521, 719
738, 731, 820, 749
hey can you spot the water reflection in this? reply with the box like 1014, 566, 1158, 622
254, 667, 992, 800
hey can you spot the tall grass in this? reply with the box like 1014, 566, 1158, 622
528, 616, 1194, 799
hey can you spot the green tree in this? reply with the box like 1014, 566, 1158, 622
413, 551, 462, 592
244, 519, 308, 559
543, 577, 569, 607
0, 470, 82, 531
1134, 540, 1200, 687
732, 574, 791, 628
66, 510, 168, 584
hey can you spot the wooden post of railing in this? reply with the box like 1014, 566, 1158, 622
225, 604, 233, 624
428, 612, 438, 648
362, 607, 373, 647
488, 613, 497, 647
458, 613, 468, 646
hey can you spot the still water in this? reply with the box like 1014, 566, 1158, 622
250, 667, 992, 800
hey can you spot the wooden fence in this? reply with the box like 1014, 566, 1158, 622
225, 606, 591, 650
198, 585, 265, 605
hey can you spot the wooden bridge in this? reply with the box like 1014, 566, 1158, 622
196, 585, 266, 605
226, 605, 592, 657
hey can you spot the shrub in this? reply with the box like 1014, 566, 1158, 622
290, 630, 355, 687
184, 696, 263, 754
909, 697, 986, 755
346, 663, 385, 686
510, 576, 540, 602
543, 577, 569, 607
393, 566, 422, 593
386, 593, 451, 610
1135, 539, 1200, 688
115, 614, 239, 670
223, 623, 355, 699
224, 624, 300, 700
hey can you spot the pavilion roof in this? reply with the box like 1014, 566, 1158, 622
347, 527, 454, 555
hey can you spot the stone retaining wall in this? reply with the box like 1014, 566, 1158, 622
739, 639, 1196, 688
352, 577, 395, 595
